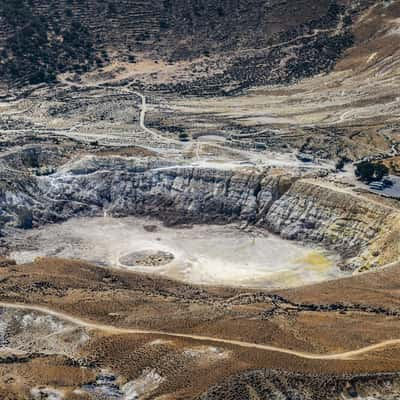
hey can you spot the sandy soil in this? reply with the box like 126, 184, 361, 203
10, 216, 343, 289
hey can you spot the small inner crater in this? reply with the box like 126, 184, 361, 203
119, 250, 175, 267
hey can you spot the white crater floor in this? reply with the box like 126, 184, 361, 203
11, 217, 345, 289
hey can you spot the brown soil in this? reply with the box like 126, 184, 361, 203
1, 258, 400, 394
2, 257, 400, 397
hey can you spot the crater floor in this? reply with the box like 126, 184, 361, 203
10, 216, 343, 289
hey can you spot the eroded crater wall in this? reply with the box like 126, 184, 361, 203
1, 151, 397, 267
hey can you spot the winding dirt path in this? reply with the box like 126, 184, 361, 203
132, 90, 180, 145
133, 91, 152, 136
1, 302, 399, 361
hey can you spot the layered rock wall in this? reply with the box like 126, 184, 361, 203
264, 180, 393, 254
1, 153, 397, 265
41, 156, 293, 225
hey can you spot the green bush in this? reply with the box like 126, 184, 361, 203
355, 161, 389, 183
178, 132, 189, 141
335, 158, 345, 171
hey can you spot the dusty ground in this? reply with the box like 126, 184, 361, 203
1, 258, 400, 398
9, 216, 342, 289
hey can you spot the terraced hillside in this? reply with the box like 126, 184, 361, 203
0, 0, 367, 90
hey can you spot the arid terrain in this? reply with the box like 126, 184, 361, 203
0, 0, 400, 399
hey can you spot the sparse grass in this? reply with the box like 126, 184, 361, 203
1, 257, 400, 397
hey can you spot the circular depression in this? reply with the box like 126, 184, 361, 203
119, 250, 175, 267
9, 216, 346, 289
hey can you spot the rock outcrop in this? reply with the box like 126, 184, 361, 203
1, 151, 398, 267
36, 156, 295, 225
264, 180, 394, 255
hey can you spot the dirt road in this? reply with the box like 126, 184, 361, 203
1, 302, 398, 361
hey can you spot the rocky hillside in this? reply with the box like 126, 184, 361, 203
0, 0, 374, 90
199, 369, 400, 400
1, 146, 398, 268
